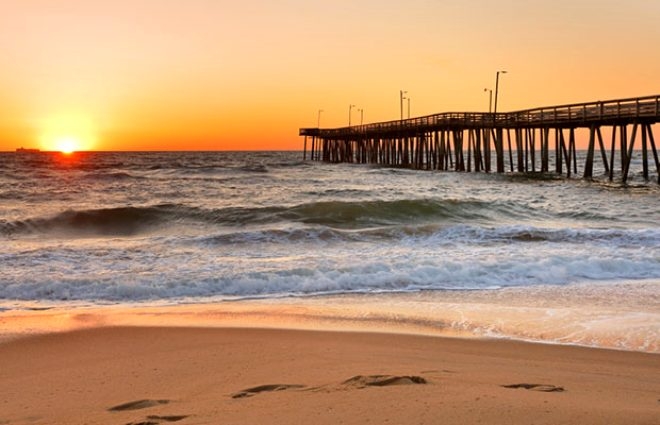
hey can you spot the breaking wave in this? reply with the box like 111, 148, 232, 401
1, 196, 657, 240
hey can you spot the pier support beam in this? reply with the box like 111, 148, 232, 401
596, 127, 609, 174
303, 136, 307, 160
646, 124, 660, 183
622, 124, 638, 183
494, 129, 504, 173
541, 127, 550, 172
584, 126, 596, 179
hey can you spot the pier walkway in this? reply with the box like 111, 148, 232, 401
300, 95, 660, 183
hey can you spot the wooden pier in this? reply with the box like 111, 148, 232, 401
300, 95, 660, 183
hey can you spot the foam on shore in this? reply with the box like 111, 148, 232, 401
2, 280, 657, 353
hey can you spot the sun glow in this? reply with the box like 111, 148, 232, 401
54, 136, 81, 154
39, 113, 98, 153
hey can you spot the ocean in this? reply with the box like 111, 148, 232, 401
1, 151, 659, 351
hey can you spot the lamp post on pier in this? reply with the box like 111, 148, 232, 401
484, 88, 493, 113
493, 70, 507, 116
407, 97, 410, 119
358, 108, 364, 125
494, 70, 508, 173
348, 104, 356, 127
317, 109, 323, 128
400, 90, 407, 120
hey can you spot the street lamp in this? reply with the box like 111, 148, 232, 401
348, 104, 356, 126
400, 90, 407, 120
493, 70, 507, 115
407, 97, 411, 119
358, 108, 364, 125
484, 88, 493, 113
317, 109, 323, 128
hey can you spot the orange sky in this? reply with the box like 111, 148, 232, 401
1, 0, 659, 151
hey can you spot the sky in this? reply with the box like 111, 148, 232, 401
1, 0, 659, 151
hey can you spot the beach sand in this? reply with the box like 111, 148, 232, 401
0, 325, 658, 425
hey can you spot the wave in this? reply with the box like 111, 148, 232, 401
82, 171, 145, 181
1, 248, 658, 302
239, 164, 269, 173
1, 206, 177, 237
3, 196, 658, 239
0, 190, 26, 200
279, 199, 499, 227
190, 224, 660, 249
0, 191, 657, 242
0, 199, 508, 237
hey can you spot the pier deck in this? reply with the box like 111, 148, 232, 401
300, 95, 660, 183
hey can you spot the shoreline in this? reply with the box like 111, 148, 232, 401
1, 326, 658, 425
2, 280, 658, 352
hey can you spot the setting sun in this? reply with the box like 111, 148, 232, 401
38, 113, 97, 152
54, 136, 81, 154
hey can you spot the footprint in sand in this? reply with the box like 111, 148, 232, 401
501, 383, 565, 392
126, 415, 188, 425
126, 415, 189, 425
108, 399, 170, 412
232, 375, 428, 399
232, 384, 307, 399
146, 416, 188, 422
341, 375, 427, 389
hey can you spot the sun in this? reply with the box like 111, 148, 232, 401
39, 113, 98, 153
54, 136, 81, 154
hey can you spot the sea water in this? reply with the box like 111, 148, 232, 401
1, 151, 658, 351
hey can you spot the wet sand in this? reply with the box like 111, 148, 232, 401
2, 281, 658, 352
0, 326, 658, 425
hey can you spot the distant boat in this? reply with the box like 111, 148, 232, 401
15, 147, 41, 153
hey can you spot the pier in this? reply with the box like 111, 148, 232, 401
300, 95, 660, 183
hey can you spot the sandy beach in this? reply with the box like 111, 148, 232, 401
1, 325, 658, 425
3, 0, 660, 423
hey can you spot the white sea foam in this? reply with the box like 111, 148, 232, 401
1, 229, 659, 301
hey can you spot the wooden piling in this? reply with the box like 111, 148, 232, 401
622, 124, 639, 183
541, 127, 549, 172
584, 126, 596, 179
642, 124, 649, 180
646, 124, 660, 183
609, 127, 617, 181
